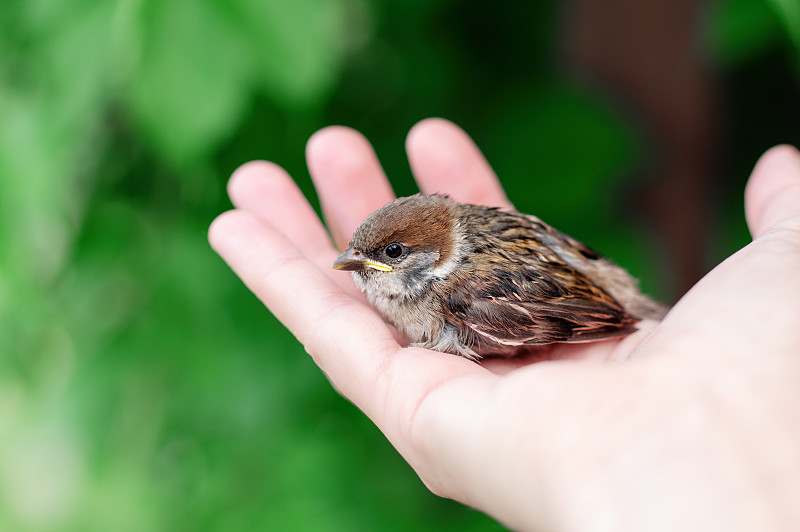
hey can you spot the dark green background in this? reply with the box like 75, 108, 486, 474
1, 0, 798, 530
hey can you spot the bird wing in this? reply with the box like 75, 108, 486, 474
443, 263, 638, 348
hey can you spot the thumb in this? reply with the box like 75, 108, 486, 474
744, 145, 800, 239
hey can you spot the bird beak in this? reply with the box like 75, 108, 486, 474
331, 247, 393, 272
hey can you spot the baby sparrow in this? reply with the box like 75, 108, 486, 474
332, 194, 666, 359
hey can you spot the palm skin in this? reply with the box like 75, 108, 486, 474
210, 118, 800, 532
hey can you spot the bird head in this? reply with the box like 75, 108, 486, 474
331, 194, 458, 298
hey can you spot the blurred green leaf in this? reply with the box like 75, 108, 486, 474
231, 0, 347, 107
708, 0, 782, 65
126, 0, 347, 166
484, 83, 640, 224
766, 0, 800, 49
127, 0, 251, 165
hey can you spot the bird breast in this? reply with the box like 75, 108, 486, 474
352, 271, 443, 345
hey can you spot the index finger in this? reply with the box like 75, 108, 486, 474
306, 126, 396, 249
207, 210, 488, 436
406, 118, 513, 209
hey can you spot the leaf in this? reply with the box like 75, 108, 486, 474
483, 83, 640, 223
230, 0, 346, 109
766, 0, 800, 49
126, 0, 251, 165
125, 0, 348, 166
707, 0, 782, 66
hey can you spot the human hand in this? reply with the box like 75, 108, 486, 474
209, 119, 800, 531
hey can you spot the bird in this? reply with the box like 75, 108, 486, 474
331, 193, 667, 359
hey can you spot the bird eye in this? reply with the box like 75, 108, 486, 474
384, 243, 403, 259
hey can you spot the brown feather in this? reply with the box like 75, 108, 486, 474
351, 194, 455, 266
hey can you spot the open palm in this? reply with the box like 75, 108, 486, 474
210, 119, 800, 531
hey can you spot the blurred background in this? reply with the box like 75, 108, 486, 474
0, 0, 798, 530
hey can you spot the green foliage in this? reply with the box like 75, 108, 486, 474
767, 0, 800, 49
709, 0, 783, 65
709, 0, 800, 66
0, 0, 798, 530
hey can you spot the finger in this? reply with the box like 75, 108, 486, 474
228, 160, 334, 258
642, 146, 800, 361
744, 145, 800, 239
406, 118, 512, 209
208, 209, 486, 429
226, 161, 366, 297
209, 209, 395, 396
306, 126, 395, 249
